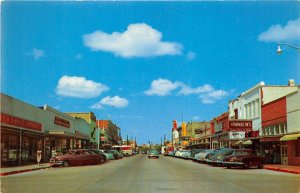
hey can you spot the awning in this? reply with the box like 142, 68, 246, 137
234, 140, 243, 145
280, 133, 300, 141
242, 140, 252, 145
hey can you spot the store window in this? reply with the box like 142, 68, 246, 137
1, 135, 18, 165
275, 125, 280, 135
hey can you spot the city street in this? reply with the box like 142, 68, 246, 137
1, 154, 300, 193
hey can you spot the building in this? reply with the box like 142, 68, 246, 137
210, 112, 230, 149
281, 86, 300, 166
67, 112, 98, 148
1, 93, 45, 166
228, 80, 298, 163
186, 121, 211, 149
97, 120, 120, 146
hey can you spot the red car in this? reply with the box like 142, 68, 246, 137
222, 149, 264, 169
50, 149, 105, 167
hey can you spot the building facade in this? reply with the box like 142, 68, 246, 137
1, 94, 45, 166
67, 112, 98, 148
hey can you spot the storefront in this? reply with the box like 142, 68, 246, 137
280, 133, 300, 166
1, 94, 45, 166
260, 136, 282, 164
42, 105, 77, 161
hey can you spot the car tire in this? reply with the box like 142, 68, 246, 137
62, 161, 69, 167
258, 162, 263, 169
226, 165, 231, 169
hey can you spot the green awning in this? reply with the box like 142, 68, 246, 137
280, 133, 300, 141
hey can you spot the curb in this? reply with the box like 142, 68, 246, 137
0, 166, 50, 176
264, 166, 300, 175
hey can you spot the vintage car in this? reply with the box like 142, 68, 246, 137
89, 149, 107, 162
206, 148, 234, 166
49, 149, 105, 167
223, 150, 264, 169
195, 149, 215, 163
106, 150, 123, 159
148, 149, 159, 158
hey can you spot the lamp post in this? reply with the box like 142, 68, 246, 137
276, 43, 300, 54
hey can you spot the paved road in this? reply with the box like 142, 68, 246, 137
1, 155, 300, 193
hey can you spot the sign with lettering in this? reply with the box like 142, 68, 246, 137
181, 136, 190, 141
229, 132, 245, 139
97, 120, 109, 129
229, 120, 252, 131
195, 129, 203, 134
1, 113, 42, 131
54, 116, 70, 128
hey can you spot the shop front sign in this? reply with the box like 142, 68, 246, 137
1, 113, 42, 131
229, 120, 252, 132
181, 136, 190, 141
229, 131, 245, 139
54, 116, 70, 128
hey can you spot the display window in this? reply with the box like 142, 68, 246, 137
1, 134, 19, 164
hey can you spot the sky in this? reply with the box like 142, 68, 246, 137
1, 1, 300, 145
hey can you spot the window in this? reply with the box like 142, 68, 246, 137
275, 125, 280, 135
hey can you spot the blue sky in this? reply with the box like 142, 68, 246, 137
2, 1, 300, 144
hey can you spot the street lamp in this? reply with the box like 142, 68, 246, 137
276, 43, 300, 54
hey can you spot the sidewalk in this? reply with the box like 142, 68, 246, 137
264, 164, 300, 175
0, 163, 51, 176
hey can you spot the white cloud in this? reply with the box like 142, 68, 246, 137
90, 103, 104, 110
83, 23, 182, 58
258, 17, 300, 42
145, 78, 229, 104
178, 84, 214, 95
92, 96, 129, 109
199, 90, 228, 104
56, 76, 109, 98
144, 78, 182, 96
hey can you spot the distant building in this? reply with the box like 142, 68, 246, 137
66, 112, 98, 148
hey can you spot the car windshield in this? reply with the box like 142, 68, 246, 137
234, 150, 252, 156
149, 150, 158, 154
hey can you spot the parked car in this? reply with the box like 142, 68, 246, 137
109, 150, 124, 159
206, 148, 234, 166
49, 149, 104, 167
104, 150, 121, 160
223, 150, 264, 169
197, 149, 219, 163
181, 150, 192, 159
89, 149, 107, 162
141, 151, 147, 154
100, 150, 115, 160
148, 149, 159, 159
190, 149, 204, 160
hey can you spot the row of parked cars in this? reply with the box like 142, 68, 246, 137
165, 148, 264, 169
49, 149, 126, 167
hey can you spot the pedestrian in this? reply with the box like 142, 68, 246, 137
37, 149, 42, 166
51, 147, 57, 158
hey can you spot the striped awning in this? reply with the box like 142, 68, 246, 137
280, 133, 300, 141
